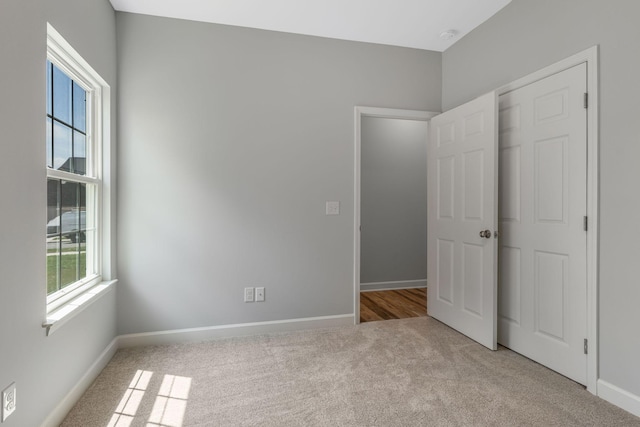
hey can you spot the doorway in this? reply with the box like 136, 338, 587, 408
354, 107, 438, 324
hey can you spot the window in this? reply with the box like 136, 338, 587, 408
45, 25, 113, 322
46, 60, 97, 300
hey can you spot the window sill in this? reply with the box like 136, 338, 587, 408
43, 279, 117, 336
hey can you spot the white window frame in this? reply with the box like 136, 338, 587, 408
44, 24, 116, 334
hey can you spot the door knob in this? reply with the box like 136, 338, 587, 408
479, 230, 492, 239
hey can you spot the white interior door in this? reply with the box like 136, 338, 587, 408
498, 63, 588, 384
427, 92, 498, 350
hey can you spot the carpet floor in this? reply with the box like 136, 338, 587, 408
62, 317, 640, 426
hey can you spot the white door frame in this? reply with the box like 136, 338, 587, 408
496, 46, 599, 394
353, 107, 439, 324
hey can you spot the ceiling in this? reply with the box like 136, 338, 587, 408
109, 0, 512, 52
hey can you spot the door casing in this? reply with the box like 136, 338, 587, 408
353, 107, 438, 324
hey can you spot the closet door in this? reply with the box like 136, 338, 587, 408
498, 63, 588, 384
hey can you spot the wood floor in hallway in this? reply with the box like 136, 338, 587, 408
360, 288, 427, 323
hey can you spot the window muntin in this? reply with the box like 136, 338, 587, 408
46, 59, 100, 303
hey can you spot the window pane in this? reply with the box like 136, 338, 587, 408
60, 181, 79, 239
53, 120, 72, 171
78, 234, 87, 282
46, 61, 52, 116
59, 250, 78, 289
46, 179, 90, 295
73, 131, 86, 175
84, 184, 97, 279
47, 253, 60, 294
46, 179, 60, 237
46, 179, 61, 294
73, 82, 86, 132
53, 65, 72, 124
46, 117, 53, 169
78, 183, 87, 232
59, 181, 85, 289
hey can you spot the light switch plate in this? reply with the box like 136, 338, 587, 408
326, 201, 340, 215
2, 382, 16, 422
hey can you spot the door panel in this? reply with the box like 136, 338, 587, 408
463, 150, 484, 220
437, 157, 455, 219
499, 246, 521, 324
428, 92, 498, 350
436, 239, 454, 304
500, 145, 521, 221
462, 243, 484, 316
498, 63, 587, 384
534, 136, 568, 224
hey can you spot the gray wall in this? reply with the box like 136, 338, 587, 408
360, 117, 428, 284
115, 13, 441, 334
443, 0, 640, 398
0, 0, 117, 426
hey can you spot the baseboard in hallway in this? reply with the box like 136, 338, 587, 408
360, 279, 426, 292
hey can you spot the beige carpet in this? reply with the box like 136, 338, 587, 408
62, 317, 640, 426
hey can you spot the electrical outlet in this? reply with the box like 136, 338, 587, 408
244, 287, 254, 302
255, 287, 265, 302
2, 382, 16, 422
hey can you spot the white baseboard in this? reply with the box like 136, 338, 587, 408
118, 314, 355, 348
597, 379, 640, 418
360, 279, 427, 292
41, 337, 119, 427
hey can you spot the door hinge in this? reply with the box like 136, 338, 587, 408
584, 93, 588, 109
584, 338, 588, 355
583, 216, 588, 231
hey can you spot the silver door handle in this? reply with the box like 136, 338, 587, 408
479, 230, 492, 239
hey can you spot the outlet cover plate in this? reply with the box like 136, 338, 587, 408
2, 382, 16, 422
255, 287, 265, 302
244, 287, 254, 302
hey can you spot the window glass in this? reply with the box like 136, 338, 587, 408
46, 179, 61, 294
73, 82, 86, 133
48, 62, 88, 175
53, 120, 72, 171
53, 66, 72, 125
46, 117, 53, 169
78, 184, 87, 283
46, 180, 89, 293
46, 61, 52, 116
73, 131, 86, 175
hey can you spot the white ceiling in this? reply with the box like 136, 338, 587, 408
109, 0, 512, 52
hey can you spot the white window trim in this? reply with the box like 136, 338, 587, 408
43, 24, 116, 335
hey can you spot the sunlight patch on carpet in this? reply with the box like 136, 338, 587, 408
107, 370, 191, 427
